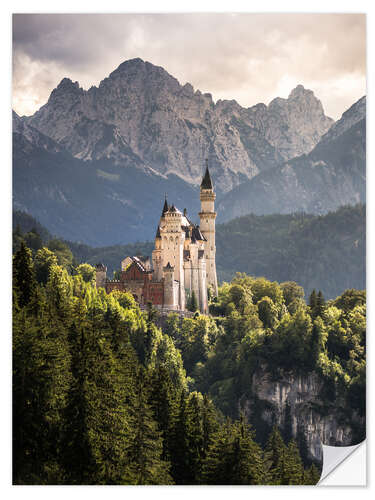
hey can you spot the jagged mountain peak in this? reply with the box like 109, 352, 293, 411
107, 57, 181, 88
288, 84, 312, 98
269, 84, 325, 110
54, 77, 81, 92
25, 59, 337, 192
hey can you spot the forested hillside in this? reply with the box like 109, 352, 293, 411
216, 204, 365, 299
13, 242, 325, 485
14, 204, 365, 300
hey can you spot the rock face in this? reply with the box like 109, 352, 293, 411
243, 368, 364, 461
24, 58, 333, 193
218, 96, 366, 220
13, 110, 64, 155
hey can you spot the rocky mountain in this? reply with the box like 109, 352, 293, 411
15, 58, 368, 246
218, 96, 366, 220
13, 110, 64, 155
22, 58, 333, 193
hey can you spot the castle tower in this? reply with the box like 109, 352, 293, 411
199, 160, 218, 296
95, 263, 107, 289
161, 204, 186, 310
152, 225, 163, 281
163, 262, 177, 309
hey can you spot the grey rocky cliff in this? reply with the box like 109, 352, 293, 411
13, 110, 63, 155
24, 58, 333, 193
241, 368, 364, 462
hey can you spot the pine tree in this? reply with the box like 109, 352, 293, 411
231, 415, 264, 485
128, 370, 172, 484
296, 422, 309, 466
13, 241, 36, 308
34, 247, 58, 284
13, 283, 71, 484
283, 401, 293, 444
309, 289, 317, 316
169, 391, 192, 484
186, 393, 204, 483
263, 426, 287, 484
315, 290, 326, 318
283, 440, 304, 484
148, 365, 178, 462
201, 394, 220, 455
62, 298, 137, 484
201, 419, 234, 484
303, 463, 321, 484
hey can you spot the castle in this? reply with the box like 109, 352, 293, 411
95, 162, 217, 313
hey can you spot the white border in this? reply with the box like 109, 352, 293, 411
1, 0, 373, 497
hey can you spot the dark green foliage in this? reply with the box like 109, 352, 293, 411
303, 464, 321, 485
128, 371, 172, 484
191, 273, 365, 461
75, 263, 96, 283
13, 242, 36, 307
311, 290, 325, 319
47, 239, 74, 271
12, 242, 364, 486
202, 416, 264, 485
334, 288, 366, 312
34, 247, 58, 284
13, 244, 182, 485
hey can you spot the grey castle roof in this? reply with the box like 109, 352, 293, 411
155, 225, 161, 239
168, 204, 182, 214
192, 225, 206, 241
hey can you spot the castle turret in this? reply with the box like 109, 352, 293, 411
95, 263, 107, 289
199, 160, 218, 296
162, 204, 185, 309
152, 225, 163, 281
163, 262, 178, 309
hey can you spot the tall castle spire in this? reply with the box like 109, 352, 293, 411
201, 159, 213, 189
161, 195, 169, 216
199, 159, 218, 296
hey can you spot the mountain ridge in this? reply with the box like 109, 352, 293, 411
21, 57, 333, 193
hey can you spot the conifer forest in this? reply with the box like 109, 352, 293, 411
12, 234, 365, 485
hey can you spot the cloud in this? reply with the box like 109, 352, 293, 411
12, 13, 366, 119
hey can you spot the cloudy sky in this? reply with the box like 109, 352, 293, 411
12, 13, 366, 119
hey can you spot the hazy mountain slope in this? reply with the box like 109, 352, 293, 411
216, 204, 365, 299
13, 130, 200, 246
218, 96, 365, 220
23, 58, 333, 193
